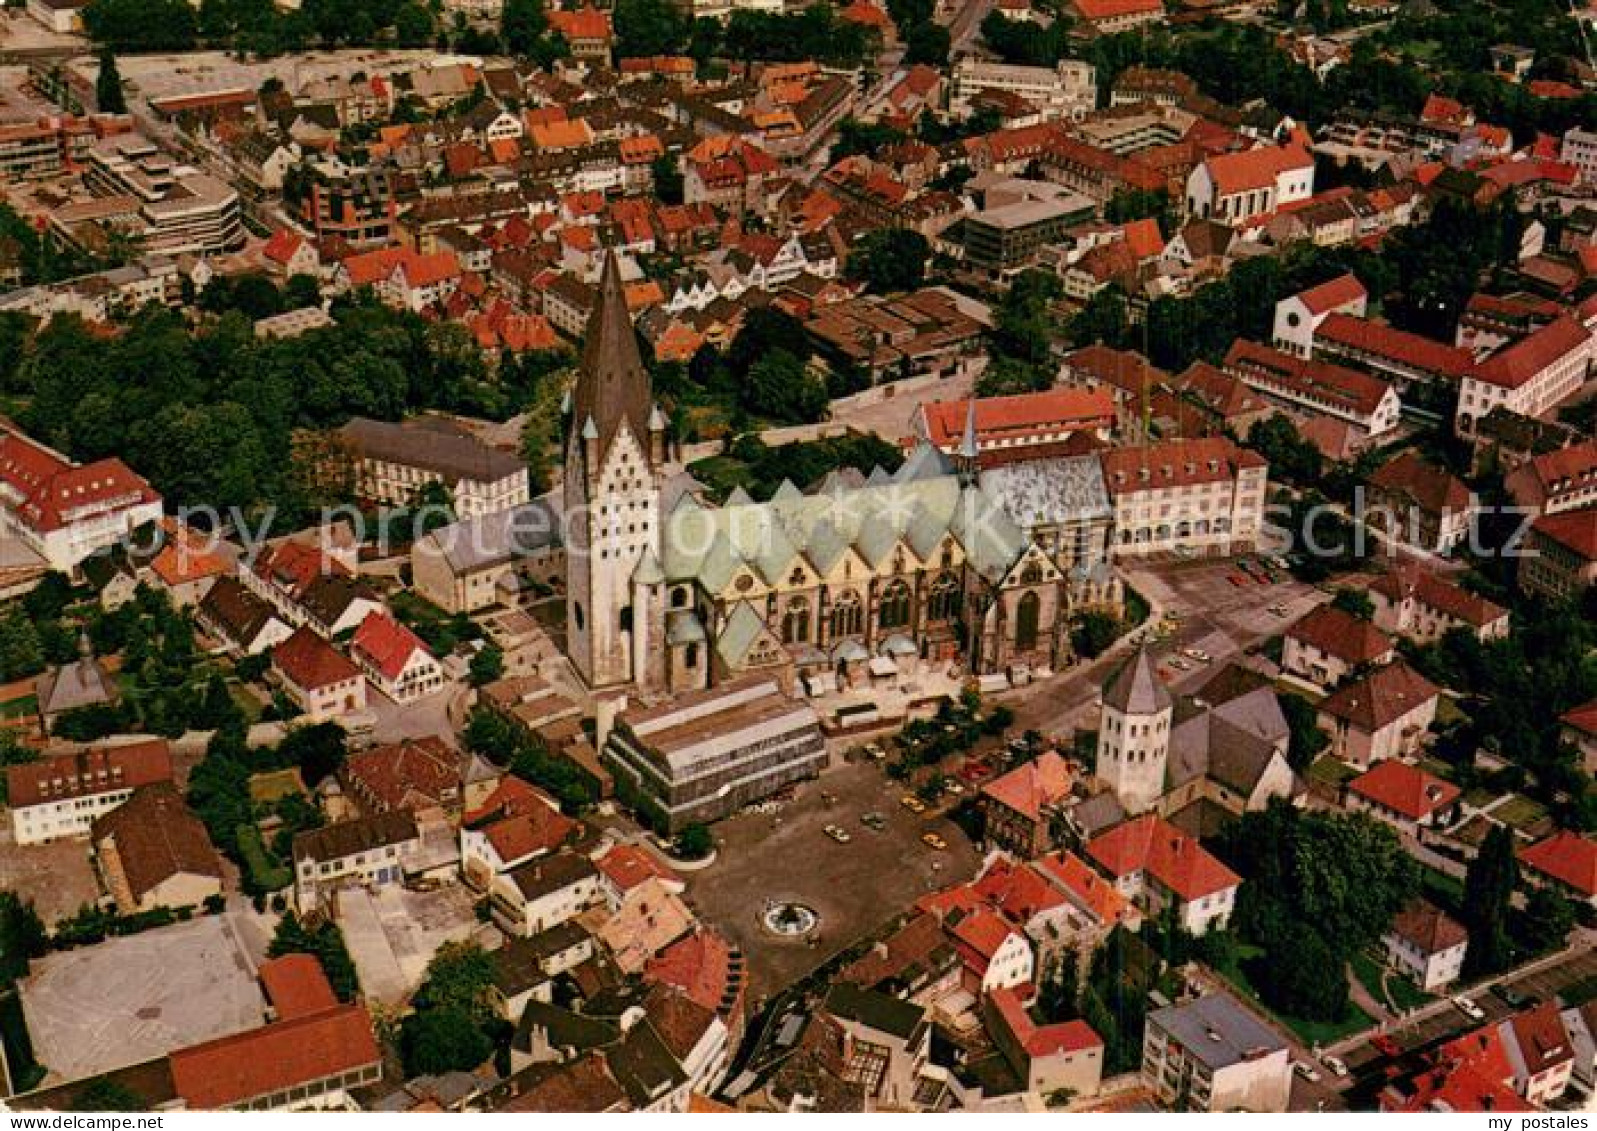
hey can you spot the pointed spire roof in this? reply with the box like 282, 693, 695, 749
1103, 648, 1170, 716
573, 252, 653, 457
959, 399, 979, 461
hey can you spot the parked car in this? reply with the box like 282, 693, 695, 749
861, 812, 886, 830
1452, 995, 1486, 1022
1294, 1061, 1322, 1083
823, 824, 851, 844
1321, 1054, 1349, 1078
922, 832, 948, 851
1228, 573, 1249, 587
901, 795, 926, 814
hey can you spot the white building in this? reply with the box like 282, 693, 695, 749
1185, 144, 1314, 226
1100, 437, 1269, 556
949, 59, 1098, 122
6, 741, 174, 846
1383, 900, 1468, 992
350, 612, 445, 704
1143, 994, 1292, 1113
1096, 649, 1170, 815
489, 852, 603, 937
1087, 814, 1241, 937
292, 810, 421, 911
336, 417, 531, 519
1562, 127, 1597, 186
1456, 315, 1594, 437
270, 627, 368, 723
1271, 273, 1367, 358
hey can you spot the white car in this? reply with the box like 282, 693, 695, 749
1183, 648, 1212, 663
823, 824, 851, 844
1293, 1061, 1322, 1084
1320, 1054, 1349, 1078
1453, 995, 1486, 1022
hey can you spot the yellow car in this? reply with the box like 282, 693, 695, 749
901, 795, 926, 814
922, 832, 948, 851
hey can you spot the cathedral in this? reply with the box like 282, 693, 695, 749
562, 253, 1124, 699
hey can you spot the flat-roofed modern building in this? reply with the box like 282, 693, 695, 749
80, 134, 244, 255
1143, 993, 1291, 1113
603, 677, 826, 833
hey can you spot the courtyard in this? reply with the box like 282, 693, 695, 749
0, 826, 103, 928
337, 881, 481, 1006
682, 760, 981, 1003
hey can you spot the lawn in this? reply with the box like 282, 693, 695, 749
1308, 755, 1358, 790
235, 823, 292, 893
1493, 794, 1550, 832
1351, 950, 1433, 1014
1421, 867, 1465, 915
0, 694, 37, 720
1209, 943, 1374, 1048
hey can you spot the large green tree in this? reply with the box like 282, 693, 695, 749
1462, 824, 1518, 977
95, 50, 126, 114
845, 229, 929, 294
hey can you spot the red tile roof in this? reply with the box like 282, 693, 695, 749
1472, 316, 1591, 391
989, 985, 1103, 1058
1420, 94, 1471, 127
1348, 759, 1459, 822
344, 736, 458, 812
595, 843, 676, 894
262, 229, 305, 265
1520, 831, 1597, 897
0, 429, 160, 535
1087, 814, 1240, 901
258, 954, 340, 1021
1070, 0, 1162, 19
547, 5, 612, 40
1369, 451, 1474, 516
1369, 562, 1507, 629
1100, 435, 1265, 497
351, 611, 432, 681
970, 857, 1067, 923
1388, 899, 1467, 954
1316, 313, 1475, 380
1319, 662, 1440, 733
1563, 700, 1597, 739
1120, 218, 1165, 261
1035, 850, 1134, 925
1203, 143, 1312, 196
1225, 338, 1394, 417
1531, 510, 1597, 561
169, 1003, 380, 1109
1287, 604, 1393, 665
1296, 273, 1366, 316
950, 908, 1016, 971
644, 926, 743, 1018
7, 741, 173, 811
272, 627, 360, 692
979, 751, 1074, 823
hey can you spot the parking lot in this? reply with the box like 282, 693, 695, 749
682, 760, 981, 1002
0, 826, 103, 928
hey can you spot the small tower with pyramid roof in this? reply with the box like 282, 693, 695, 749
564, 252, 668, 692
1096, 647, 1172, 814
953, 398, 980, 485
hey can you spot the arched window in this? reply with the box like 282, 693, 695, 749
1015, 591, 1041, 651
685, 642, 699, 668
619, 605, 633, 633
782, 596, 810, 644
927, 573, 961, 622
878, 580, 911, 630
831, 590, 863, 637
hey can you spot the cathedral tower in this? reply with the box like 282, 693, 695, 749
1096, 647, 1172, 814
564, 253, 667, 691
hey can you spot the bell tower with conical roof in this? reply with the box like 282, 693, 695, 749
564, 252, 668, 692
1096, 647, 1172, 814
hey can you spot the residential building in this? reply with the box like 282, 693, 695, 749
1520, 832, 1597, 909
1099, 437, 1269, 556
979, 751, 1075, 857
1456, 316, 1594, 436
1561, 700, 1597, 775
92, 783, 223, 914
1561, 127, 1597, 186
1185, 145, 1315, 226
242, 540, 380, 639
1383, 899, 1468, 992
1501, 1003, 1576, 1105
821, 984, 932, 1109
985, 986, 1104, 1098
7, 740, 174, 846
1282, 605, 1395, 688
1223, 339, 1401, 445
460, 777, 578, 890
948, 908, 1035, 993
1086, 814, 1241, 936
1271, 274, 1368, 358
350, 611, 445, 704
336, 417, 531, 519
0, 424, 163, 574
1317, 662, 1440, 767
1065, 0, 1165, 33
1519, 511, 1597, 602
341, 736, 465, 820
1505, 441, 1597, 517
411, 500, 564, 613
489, 852, 603, 937
292, 810, 422, 910
198, 577, 294, 656
1365, 452, 1479, 555
270, 627, 367, 722
604, 678, 826, 834
1380, 1025, 1534, 1113
1345, 759, 1460, 838
1369, 562, 1510, 644
1143, 993, 1292, 1113
961, 176, 1096, 277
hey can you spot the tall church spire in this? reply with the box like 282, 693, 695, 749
572, 251, 653, 460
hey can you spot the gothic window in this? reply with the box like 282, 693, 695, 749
573, 603, 585, 631
1015, 591, 1041, 650
1020, 562, 1043, 585
831, 590, 863, 637
927, 573, 961, 622
782, 596, 810, 644
878, 580, 911, 631
685, 643, 699, 668
620, 606, 633, 633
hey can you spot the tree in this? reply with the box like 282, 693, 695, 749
71, 1079, 147, 1112
741, 349, 827, 425
612, 0, 688, 56
1249, 922, 1349, 1021
400, 1007, 494, 1075
1462, 824, 1518, 977
393, 2, 433, 46
651, 154, 683, 206
468, 643, 504, 687
903, 19, 949, 64
95, 49, 126, 114
501, 0, 546, 53
845, 229, 929, 294
275, 722, 349, 787
414, 941, 498, 1026
1516, 887, 1575, 956
1279, 691, 1329, 772
1330, 587, 1375, 620
1070, 611, 1120, 659
1246, 415, 1323, 486
0, 891, 47, 983
673, 823, 713, 860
